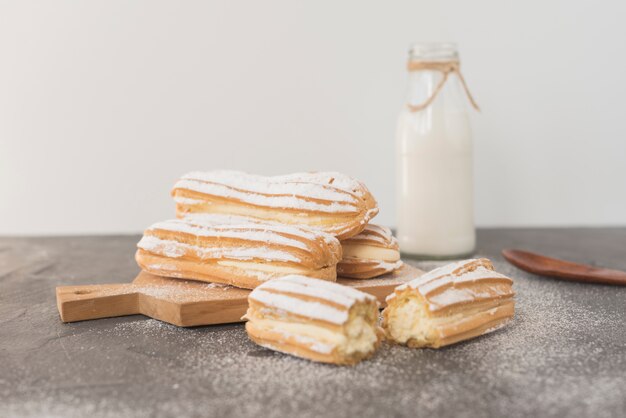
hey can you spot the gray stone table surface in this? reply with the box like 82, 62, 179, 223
1, 228, 625, 418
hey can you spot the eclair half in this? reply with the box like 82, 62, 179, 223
244, 275, 382, 365
337, 224, 403, 279
382, 258, 514, 348
136, 215, 342, 289
171, 170, 379, 240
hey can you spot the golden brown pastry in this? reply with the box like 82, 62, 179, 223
382, 258, 514, 348
337, 224, 403, 279
244, 275, 382, 365
171, 170, 378, 240
135, 214, 342, 289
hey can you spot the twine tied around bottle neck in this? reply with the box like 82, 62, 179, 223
406, 60, 480, 112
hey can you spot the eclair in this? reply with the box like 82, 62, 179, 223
382, 258, 514, 348
171, 170, 378, 240
244, 275, 382, 365
135, 215, 342, 289
337, 224, 403, 279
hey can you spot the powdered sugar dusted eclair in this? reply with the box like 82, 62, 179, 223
244, 275, 382, 365
337, 224, 403, 279
382, 258, 514, 348
136, 215, 342, 289
171, 170, 378, 240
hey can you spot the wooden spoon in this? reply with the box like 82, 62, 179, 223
502, 249, 626, 286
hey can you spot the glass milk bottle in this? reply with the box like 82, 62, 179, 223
396, 43, 479, 258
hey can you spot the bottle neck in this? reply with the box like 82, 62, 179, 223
404, 43, 478, 112
405, 68, 467, 112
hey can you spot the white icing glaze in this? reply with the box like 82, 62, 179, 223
428, 287, 495, 308
360, 224, 394, 241
182, 170, 365, 201
451, 267, 513, 284
137, 216, 342, 267
418, 266, 512, 295
216, 260, 308, 275
372, 260, 404, 272
137, 235, 301, 263
179, 214, 337, 243
283, 331, 335, 354
138, 236, 187, 258
262, 275, 375, 303
259, 279, 370, 308
176, 179, 357, 213
282, 171, 371, 199
149, 219, 311, 251
175, 171, 363, 214
249, 289, 349, 325
249, 276, 376, 324
387, 259, 514, 311
408, 258, 483, 288
342, 223, 398, 249
147, 263, 179, 271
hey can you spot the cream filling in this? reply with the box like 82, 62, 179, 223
342, 316, 379, 355
217, 260, 310, 275
386, 297, 432, 344
386, 296, 506, 345
342, 244, 400, 262
252, 316, 377, 356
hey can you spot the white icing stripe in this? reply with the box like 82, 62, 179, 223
138, 236, 186, 258
181, 170, 364, 201
364, 208, 378, 222
182, 171, 357, 201
147, 263, 178, 271
417, 266, 512, 294
175, 179, 359, 213
417, 276, 454, 295
249, 289, 349, 324
173, 197, 204, 205
137, 235, 301, 263
274, 330, 335, 354
361, 224, 393, 240
348, 234, 388, 246
408, 258, 483, 288
344, 224, 396, 246
259, 281, 357, 308
452, 268, 513, 284
428, 286, 510, 311
149, 220, 311, 251
280, 172, 368, 198
387, 259, 513, 309
179, 214, 336, 242
264, 275, 375, 302
367, 260, 403, 271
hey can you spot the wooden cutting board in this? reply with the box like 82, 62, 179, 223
56, 264, 423, 327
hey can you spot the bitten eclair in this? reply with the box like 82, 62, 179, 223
382, 258, 514, 348
171, 170, 379, 240
337, 224, 403, 279
244, 275, 382, 365
136, 215, 342, 289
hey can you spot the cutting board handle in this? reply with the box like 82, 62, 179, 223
56, 283, 139, 323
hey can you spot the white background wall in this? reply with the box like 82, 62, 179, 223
1, 0, 625, 235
